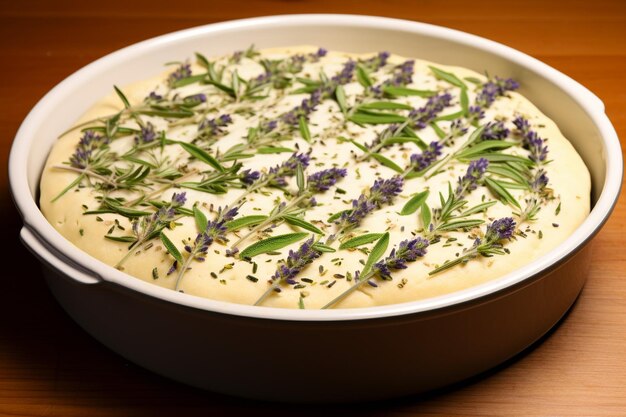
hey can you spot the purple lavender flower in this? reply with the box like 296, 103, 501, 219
369, 176, 404, 206
308, 47, 327, 62
455, 158, 489, 198
481, 121, 509, 140
338, 175, 404, 231
281, 89, 323, 126
469, 76, 519, 122
187, 205, 239, 259
449, 119, 469, 138
408, 92, 453, 129
485, 217, 516, 242
135, 122, 157, 145
184, 93, 207, 105
468, 105, 485, 122
270, 238, 321, 285
527, 132, 549, 163
267, 152, 312, 187
340, 195, 377, 230
388, 60, 415, 86
69, 131, 110, 168
69, 148, 92, 169
530, 169, 549, 192
307, 168, 348, 192
410, 141, 443, 171
331, 60, 356, 85
198, 114, 233, 136
144, 91, 163, 102
513, 116, 549, 163
167, 63, 192, 86
360, 51, 390, 72
373, 237, 429, 279
171, 192, 187, 207
240, 169, 261, 185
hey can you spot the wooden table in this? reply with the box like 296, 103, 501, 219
1, 1, 625, 415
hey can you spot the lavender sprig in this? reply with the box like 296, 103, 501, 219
254, 237, 322, 305
359, 51, 390, 73
513, 116, 548, 163
455, 158, 489, 199
429, 217, 516, 276
407, 141, 444, 173
167, 62, 192, 86
322, 236, 429, 309
231, 167, 347, 249
175, 205, 239, 291
114, 192, 187, 268
468, 76, 519, 123
407, 92, 453, 130
338, 176, 404, 233
372, 238, 430, 280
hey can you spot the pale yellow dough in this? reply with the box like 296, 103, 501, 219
40, 46, 590, 309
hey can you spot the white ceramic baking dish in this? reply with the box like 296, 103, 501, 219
10, 14, 621, 402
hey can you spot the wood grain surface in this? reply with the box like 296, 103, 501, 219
1, 1, 625, 415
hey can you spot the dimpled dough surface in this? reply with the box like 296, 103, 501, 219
40, 46, 590, 309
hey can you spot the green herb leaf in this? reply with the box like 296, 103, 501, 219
239, 232, 308, 259
103, 200, 150, 218
327, 209, 351, 223
339, 233, 384, 250
195, 52, 210, 69
400, 190, 430, 216
487, 164, 528, 184
312, 243, 336, 253
256, 146, 294, 154
456, 141, 515, 159
430, 121, 446, 139
193, 206, 208, 232
113, 85, 131, 109
460, 200, 498, 216
335, 85, 348, 115
298, 116, 311, 142
371, 153, 403, 173
381, 136, 428, 149
283, 215, 323, 234
434, 110, 466, 122
104, 235, 136, 243
362, 232, 389, 275
421, 202, 432, 230
296, 163, 305, 191
356, 65, 373, 87
160, 231, 183, 264
226, 215, 268, 231
460, 88, 469, 116
485, 177, 521, 209
438, 219, 485, 231
428, 66, 468, 89
173, 74, 207, 88
382, 86, 435, 97
179, 142, 224, 172
349, 112, 407, 125
459, 153, 534, 166
358, 101, 413, 111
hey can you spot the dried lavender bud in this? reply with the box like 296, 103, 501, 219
449, 119, 468, 138
135, 122, 157, 145
481, 121, 509, 140
267, 152, 312, 187
369, 176, 404, 206
69, 131, 110, 169
331, 60, 356, 85
373, 238, 429, 279
530, 169, 549, 192
410, 141, 443, 171
198, 114, 233, 136
307, 168, 348, 192
360, 51, 390, 72
485, 217, 516, 242
270, 238, 321, 285
240, 169, 261, 185
281, 89, 323, 126
513, 116, 549, 163
455, 158, 489, 198
167, 63, 192, 86
408, 92, 453, 129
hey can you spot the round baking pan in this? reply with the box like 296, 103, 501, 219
9, 14, 622, 402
